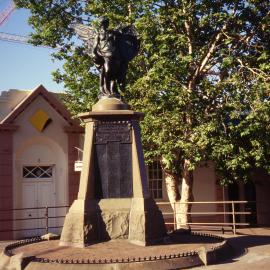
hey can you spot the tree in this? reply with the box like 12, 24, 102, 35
15, 0, 270, 227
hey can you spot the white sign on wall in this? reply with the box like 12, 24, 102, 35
74, 160, 83, 172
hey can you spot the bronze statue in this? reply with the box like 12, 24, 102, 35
72, 17, 140, 98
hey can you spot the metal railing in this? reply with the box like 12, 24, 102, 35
0, 205, 69, 234
0, 201, 255, 237
157, 200, 255, 235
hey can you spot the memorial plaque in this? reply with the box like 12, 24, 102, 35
94, 121, 132, 144
94, 121, 133, 198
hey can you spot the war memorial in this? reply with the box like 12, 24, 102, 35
0, 17, 231, 270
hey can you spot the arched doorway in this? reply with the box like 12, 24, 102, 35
14, 137, 68, 238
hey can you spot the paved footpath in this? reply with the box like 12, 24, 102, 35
189, 227, 270, 270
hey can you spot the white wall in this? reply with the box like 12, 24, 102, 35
192, 162, 218, 212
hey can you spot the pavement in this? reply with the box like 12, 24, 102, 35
1, 228, 270, 269
188, 227, 270, 270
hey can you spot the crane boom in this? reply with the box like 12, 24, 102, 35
0, 31, 52, 48
0, 0, 15, 26
0, 31, 28, 44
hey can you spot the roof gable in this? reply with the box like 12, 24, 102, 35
1, 85, 79, 127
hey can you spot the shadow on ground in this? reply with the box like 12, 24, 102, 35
215, 235, 270, 265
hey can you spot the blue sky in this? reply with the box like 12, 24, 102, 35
0, 1, 64, 93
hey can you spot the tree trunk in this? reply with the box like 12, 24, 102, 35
178, 159, 194, 229
162, 159, 194, 230
164, 171, 180, 205
163, 170, 180, 229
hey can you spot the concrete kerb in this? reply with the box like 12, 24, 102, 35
197, 238, 231, 265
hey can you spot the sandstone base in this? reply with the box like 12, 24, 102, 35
60, 198, 166, 247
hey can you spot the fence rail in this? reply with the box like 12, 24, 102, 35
0, 205, 69, 235
156, 200, 256, 234
0, 201, 256, 237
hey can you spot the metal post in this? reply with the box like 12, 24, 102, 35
45, 206, 49, 234
173, 202, 176, 230
232, 201, 236, 235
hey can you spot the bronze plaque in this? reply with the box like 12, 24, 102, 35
94, 121, 133, 198
94, 122, 132, 144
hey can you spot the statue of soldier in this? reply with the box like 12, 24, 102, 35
72, 17, 140, 98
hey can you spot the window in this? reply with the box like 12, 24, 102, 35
148, 160, 163, 199
23, 166, 53, 179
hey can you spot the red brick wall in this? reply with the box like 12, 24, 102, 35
0, 130, 14, 240
67, 132, 81, 204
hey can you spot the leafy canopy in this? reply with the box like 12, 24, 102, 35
15, 0, 270, 184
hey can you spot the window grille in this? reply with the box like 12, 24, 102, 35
23, 166, 53, 179
148, 160, 163, 199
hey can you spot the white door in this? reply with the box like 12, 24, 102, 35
18, 165, 55, 238
37, 181, 56, 235
20, 183, 38, 238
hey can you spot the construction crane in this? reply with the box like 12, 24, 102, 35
0, 1, 71, 49
0, 0, 15, 26
0, 1, 53, 48
0, 0, 29, 46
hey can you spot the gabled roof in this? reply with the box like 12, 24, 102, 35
0, 85, 80, 128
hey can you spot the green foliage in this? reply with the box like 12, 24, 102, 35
14, 0, 270, 184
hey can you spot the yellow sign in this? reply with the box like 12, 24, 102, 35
29, 109, 52, 132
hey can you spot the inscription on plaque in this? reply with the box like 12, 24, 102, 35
95, 122, 132, 144
94, 121, 133, 198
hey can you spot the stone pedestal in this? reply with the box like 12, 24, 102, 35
60, 98, 166, 247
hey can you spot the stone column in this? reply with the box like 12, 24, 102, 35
60, 99, 166, 247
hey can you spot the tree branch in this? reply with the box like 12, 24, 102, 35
187, 2, 240, 91
182, 7, 193, 55
187, 28, 225, 90
237, 58, 269, 81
